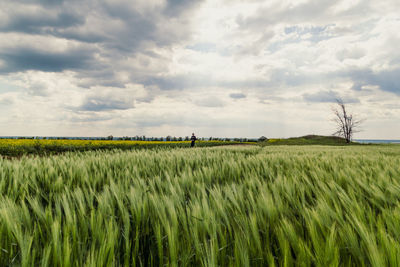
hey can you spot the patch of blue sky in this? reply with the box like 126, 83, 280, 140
0, 80, 23, 93
284, 24, 333, 36
186, 42, 217, 53
268, 24, 335, 53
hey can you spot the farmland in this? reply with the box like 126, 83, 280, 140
1, 145, 400, 266
0, 139, 243, 157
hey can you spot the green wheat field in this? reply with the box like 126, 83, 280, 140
1, 145, 400, 266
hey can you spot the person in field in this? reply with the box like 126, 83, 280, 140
191, 133, 197, 147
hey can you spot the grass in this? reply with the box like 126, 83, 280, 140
0, 145, 400, 266
264, 135, 352, 145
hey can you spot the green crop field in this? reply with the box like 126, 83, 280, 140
1, 145, 400, 266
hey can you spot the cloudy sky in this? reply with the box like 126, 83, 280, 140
0, 0, 399, 138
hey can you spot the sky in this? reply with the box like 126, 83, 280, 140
0, 0, 399, 139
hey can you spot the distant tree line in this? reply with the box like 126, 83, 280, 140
118, 136, 261, 142
2, 136, 266, 142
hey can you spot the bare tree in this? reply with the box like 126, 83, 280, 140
332, 99, 362, 143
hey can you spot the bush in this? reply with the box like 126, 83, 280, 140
258, 136, 268, 142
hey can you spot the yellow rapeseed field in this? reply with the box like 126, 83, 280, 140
0, 138, 188, 147
0, 139, 241, 156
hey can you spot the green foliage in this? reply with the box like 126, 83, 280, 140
0, 145, 400, 266
258, 136, 268, 142
264, 135, 353, 146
